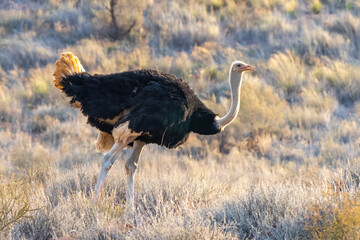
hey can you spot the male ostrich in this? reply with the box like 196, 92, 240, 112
53, 52, 254, 214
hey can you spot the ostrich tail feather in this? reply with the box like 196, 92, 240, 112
53, 52, 85, 90
53, 52, 85, 108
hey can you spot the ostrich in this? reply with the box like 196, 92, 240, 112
53, 52, 254, 214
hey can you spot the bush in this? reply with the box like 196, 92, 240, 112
94, 0, 147, 41
323, 61, 360, 105
238, 77, 288, 135
10, 141, 54, 182
319, 134, 348, 167
311, 0, 323, 14
306, 181, 360, 239
204, 75, 288, 152
284, 0, 298, 14
267, 50, 306, 97
287, 87, 336, 129
144, 1, 220, 51
295, 27, 344, 59
0, 175, 31, 232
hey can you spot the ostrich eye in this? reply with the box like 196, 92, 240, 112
237, 64, 241, 67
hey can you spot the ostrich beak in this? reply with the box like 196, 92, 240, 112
241, 64, 255, 72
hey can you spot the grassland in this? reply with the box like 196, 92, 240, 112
1, 0, 360, 239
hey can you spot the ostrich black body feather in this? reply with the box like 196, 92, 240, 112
60, 69, 221, 148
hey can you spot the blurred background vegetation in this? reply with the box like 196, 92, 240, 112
1, 0, 360, 239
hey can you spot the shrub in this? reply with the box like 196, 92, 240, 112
301, 87, 335, 114
96, 0, 147, 41
325, 13, 360, 58
0, 89, 22, 123
287, 87, 336, 129
0, 35, 55, 71
311, 0, 323, 14
306, 181, 360, 239
267, 50, 306, 96
319, 134, 348, 167
284, 0, 299, 14
27, 64, 61, 105
287, 106, 331, 129
226, 76, 287, 137
259, 13, 293, 34
336, 120, 359, 144
170, 52, 193, 81
10, 141, 54, 182
0, 175, 31, 232
323, 61, 360, 105
295, 26, 344, 60
201, 75, 287, 143
144, 1, 220, 51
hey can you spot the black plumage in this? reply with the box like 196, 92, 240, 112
60, 69, 221, 148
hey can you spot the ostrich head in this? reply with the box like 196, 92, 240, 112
230, 61, 255, 74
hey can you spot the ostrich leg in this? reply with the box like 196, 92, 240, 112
125, 141, 145, 216
94, 142, 125, 201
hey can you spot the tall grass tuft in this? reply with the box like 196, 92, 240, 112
323, 61, 360, 105
268, 50, 306, 97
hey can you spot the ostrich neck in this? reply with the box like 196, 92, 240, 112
216, 72, 243, 130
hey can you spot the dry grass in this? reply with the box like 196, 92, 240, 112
1, 0, 360, 239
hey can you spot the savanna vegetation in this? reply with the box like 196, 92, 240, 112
1, 0, 360, 239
